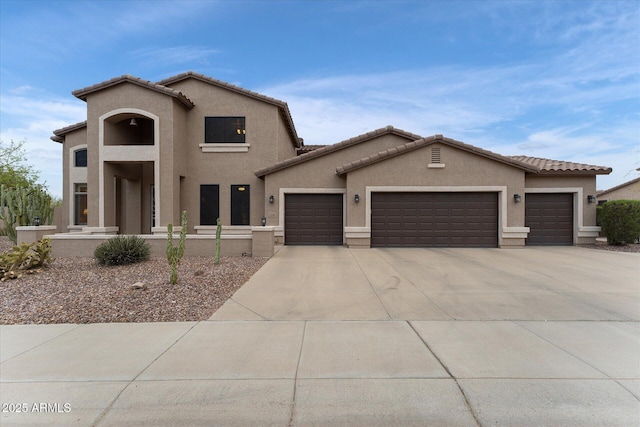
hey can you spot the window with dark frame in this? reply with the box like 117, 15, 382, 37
74, 183, 88, 225
200, 185, 220, 225
231, 185, 250, 225
74, 149, 87, 167
205, 117, 246, 143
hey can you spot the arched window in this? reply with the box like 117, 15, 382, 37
74, 149, 87, 167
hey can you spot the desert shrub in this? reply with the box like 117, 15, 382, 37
0, 238, 51, 281
166, 211, 187, 284
600, 200, 640, 245
94, 235, 150, 266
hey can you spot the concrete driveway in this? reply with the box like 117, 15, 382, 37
212, 246, 640, 321
1, 247, 639, 426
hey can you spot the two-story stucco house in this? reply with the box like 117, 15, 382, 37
51, 71, 611, 254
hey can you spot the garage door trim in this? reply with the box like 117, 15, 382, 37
362, 186, 528, 246
278, 188, 346, 242
525, 187, 598, 241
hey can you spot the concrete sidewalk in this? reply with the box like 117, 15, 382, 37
1, 247, 639, 426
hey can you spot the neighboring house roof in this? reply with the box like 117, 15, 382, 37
157, 71, 301, 148
597, 177, 640, 197
255, 125, 423, 177
51, 120, 88, 143
335, 134, 540, 176
72, 75, 195, 108
508, 156, 612, 175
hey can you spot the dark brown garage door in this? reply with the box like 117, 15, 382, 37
371, 192, 498, 247
525, 193, 573, 245
285, 194, 343, 245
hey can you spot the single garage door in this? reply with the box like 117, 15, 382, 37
285, 194, 343, 245
525, 193, 573, 245
371, 192, 498, 247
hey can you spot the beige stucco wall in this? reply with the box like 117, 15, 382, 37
524, 174, 599, 244
161, 78, 298, 231
262, 133, 420, 227
343, 143, 526, 247
61, 128, 88, 231
598, 179, 640, 202
84, 83, 178, 230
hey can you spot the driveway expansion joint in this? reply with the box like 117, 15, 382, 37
407, 321, 482, 427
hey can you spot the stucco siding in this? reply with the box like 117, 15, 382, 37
598, 180, 640, 201
344, 143, 526, 230
263, 133, 421, 226
524, 174, 599, 244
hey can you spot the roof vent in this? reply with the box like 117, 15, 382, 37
431, 147, 441, 163
428, 147, 445, 169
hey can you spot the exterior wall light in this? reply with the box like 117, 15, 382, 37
587, 195, 595, 204
261, 216, 267, 226
269, 195, 274, 204
513, 194, 521, 203
33, 216, 41, 226
354, 194, 360, 203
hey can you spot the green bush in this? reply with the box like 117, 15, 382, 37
600, 200, 640, 245
94, 235, 150, 266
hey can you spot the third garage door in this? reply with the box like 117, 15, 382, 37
525, 193, 573, 245
371, 192, 498, 247
285, 194, 343, 245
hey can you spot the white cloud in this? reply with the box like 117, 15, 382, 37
129, 46, 221, 67
0, 93, 86, 198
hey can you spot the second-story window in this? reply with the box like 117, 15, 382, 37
74, 149, 87, 167
205, 117, 245, 143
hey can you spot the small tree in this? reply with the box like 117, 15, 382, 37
0, 139, 40, 189
600, 200, 640, 245
166, 211, 187, 284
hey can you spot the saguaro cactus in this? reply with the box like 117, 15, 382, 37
166, 211, 187, 285
0, 185, 54, 243
214, 217, 222, 265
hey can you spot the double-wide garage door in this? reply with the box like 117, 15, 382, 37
285, 194, 343, 245
371, 192, 498, 247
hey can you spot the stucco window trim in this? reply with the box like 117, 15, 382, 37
98, 108, 160, 229
363, 186, 528, 246
427, 164, 446, 169
68, 144, 88, 230
525, 187, 600, 239
276, 188, 347, 239
199, 143, 250, 153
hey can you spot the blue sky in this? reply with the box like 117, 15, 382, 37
1, 0, 638, 198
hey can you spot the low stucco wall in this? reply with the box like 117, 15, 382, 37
47, 234, 253, 258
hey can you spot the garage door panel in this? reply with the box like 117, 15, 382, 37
285, 194, 343, 245
371, 192, 498, 248
525, 193, 573, 246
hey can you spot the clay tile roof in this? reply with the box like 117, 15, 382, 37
157, 71, 300, 147
255, 125, 423, 177
508, 156, 612, 175
50, 120, 87, 143
597, 177, 640, 196
297, 145, 327, 155
72, 75, 194, 108
336, 135, 540, 176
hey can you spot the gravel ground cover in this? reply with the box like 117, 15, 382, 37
0, 237, 267, 324
0, 235, 637, 325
